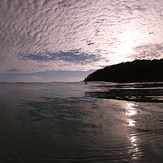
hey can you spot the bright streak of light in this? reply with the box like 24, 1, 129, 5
126, 103, 137, 116
127, 119, 136, 126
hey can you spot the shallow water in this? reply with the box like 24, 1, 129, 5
0, 82, 163, 162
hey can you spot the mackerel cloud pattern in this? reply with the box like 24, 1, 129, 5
0, 0, 163, 73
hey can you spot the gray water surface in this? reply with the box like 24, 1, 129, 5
0, 82, 163, 162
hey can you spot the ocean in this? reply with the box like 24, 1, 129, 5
0, 82, 163, 163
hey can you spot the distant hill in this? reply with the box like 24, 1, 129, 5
84, 59, 163, 83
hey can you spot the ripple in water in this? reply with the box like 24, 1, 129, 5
0, 82, 163, 162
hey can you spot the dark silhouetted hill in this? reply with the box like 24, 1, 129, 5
84, 59, 163, 83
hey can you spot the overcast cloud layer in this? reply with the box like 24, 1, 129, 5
1, 0, 163, 74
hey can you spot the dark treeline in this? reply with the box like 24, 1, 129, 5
85, 59, 163, 83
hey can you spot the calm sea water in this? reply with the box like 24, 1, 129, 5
0, 82, 163, 163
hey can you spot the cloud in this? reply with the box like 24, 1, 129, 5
13, 76, 43, 82
19, 50, 101, 64
0, 0, 163, 74
7, 69, 21, 73
64, 77, 84, 82
130, 43, 163, 60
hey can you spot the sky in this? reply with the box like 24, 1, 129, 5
0, 0, 163, 82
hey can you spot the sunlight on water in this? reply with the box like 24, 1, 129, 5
128, 134, 139, 160
127, 119, 136, 126
125, 102, 137, 126
124, 102, 140, 160
126, 103, 137, 116
0, 82, 163, 162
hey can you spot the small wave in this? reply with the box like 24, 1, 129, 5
85, 82, 163, 103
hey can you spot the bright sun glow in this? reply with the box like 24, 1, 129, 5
117, 30, 139, 59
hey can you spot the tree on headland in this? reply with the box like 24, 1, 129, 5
84, 59, 163, 83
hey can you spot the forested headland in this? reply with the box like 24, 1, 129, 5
84, 59, 163, 83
